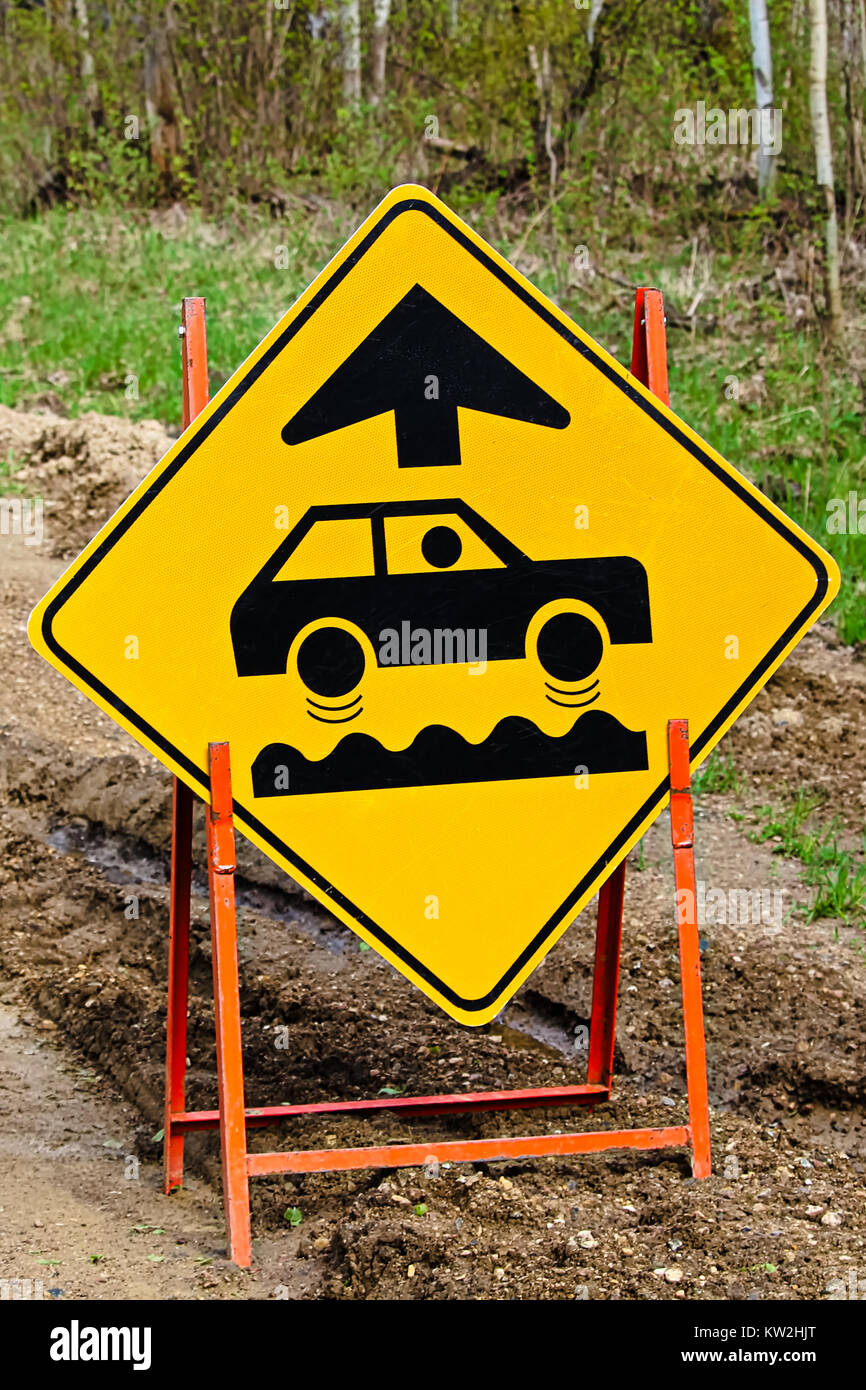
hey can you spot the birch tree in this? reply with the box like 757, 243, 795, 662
72, 0, 100, 131
371, 0, 391, 103
339, 0, 361, 106
809, 0, 844, 336
528, 43, 557, 191
588, 1, 605, 47
748, 0, 777, 195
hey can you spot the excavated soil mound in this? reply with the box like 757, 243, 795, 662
0, 404, 173, 558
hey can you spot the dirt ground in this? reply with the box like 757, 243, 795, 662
1, 405, 864, 1301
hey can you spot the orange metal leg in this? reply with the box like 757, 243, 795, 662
206, 742, 252, 1267
583, 288, 670, 1095
163, 297, 209, 1194
180, 296, 209, 428
631, 286, 670, 407
587, 863, 625, 1089
163, 778, 193, 1192
668, 719, 712, 1178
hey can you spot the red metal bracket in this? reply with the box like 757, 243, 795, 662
161, 287, 712, 1267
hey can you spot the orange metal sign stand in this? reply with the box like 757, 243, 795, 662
162, 291, 712, 1269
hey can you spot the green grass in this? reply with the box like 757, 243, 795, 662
667, 312, 866, 646
692, 756, 866, 929
0, 202, 863, 641
692, 749, 744, 795
0, 448, 27, 494
810, 856, 866, 925
749, 791, 866, 927
0, 204, 355, 428
750, 787, 829, 858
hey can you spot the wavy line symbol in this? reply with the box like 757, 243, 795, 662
251, 709, 648, 797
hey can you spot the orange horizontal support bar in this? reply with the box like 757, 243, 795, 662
246, 1125, 691, 1176
170, 1083, 609, 1133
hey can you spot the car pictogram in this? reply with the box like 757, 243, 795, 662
230, 499, 652, 703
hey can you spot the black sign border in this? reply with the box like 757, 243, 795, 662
42, 196, 830, 1013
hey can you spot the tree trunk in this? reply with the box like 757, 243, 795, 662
144, 24, 179, 186
809, 0, 844, 337
72, 0, 100, 131
588, 1, 605, 47
448, 1, 460, 38
839, 0, 866, 234
339, 0, 362, 106
783, 0, 806, 92
528, 43, 557, 192
371, 0, 391, 103
748, 0, 777, 195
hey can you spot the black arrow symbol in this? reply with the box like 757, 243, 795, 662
281, 283, 570, 468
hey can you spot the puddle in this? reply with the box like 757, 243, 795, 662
491, 1023, 566, 1059
499, 994, 586, 1058
46, 816, 350, 955
48, 820, 168, 887
233, 880, 351, 955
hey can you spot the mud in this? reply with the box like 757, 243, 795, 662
0, 403, 173, 559
1, 408, 865, 1299
0, 988, 279, 1300
727, 622, 866, 822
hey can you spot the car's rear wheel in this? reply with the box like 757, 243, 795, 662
535, 610, 604, 683
297, 625, 365, 698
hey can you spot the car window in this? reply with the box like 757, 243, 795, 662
383, 514, 506, 575
273, 517, 374, 580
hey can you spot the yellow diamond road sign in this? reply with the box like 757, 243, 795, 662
30, 185, 839, 1026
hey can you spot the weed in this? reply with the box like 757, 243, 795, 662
750, 794, 866, 927
750, 788, 828, 858
692, 750, 744, 795
0, 449, 26, 495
